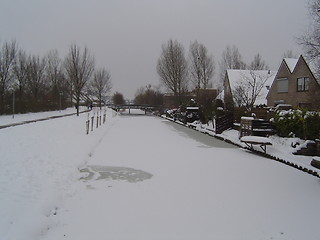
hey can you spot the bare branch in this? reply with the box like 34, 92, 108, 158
64, 44, 95, 115
157, 39, 188, 101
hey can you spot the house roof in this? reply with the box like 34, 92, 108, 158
283, 58, 299, 73
266, 55, 319, 99
226, 69, 276, 105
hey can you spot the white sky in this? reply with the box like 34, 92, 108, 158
0, 0, 310, 99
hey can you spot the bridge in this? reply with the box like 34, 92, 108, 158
106, 104, 159, 114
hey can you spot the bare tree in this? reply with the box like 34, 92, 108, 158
189, 41, 215, 90
250, 53, 269, 70
0, 40, 17, 114
112, 92, 125, 105
157, 39, 188, 103
233, 70, 274, 111
218, 45, 246, 90
299, 0, 320, 77
134, 84, 163, 106
45, 50, 69, 110
26, 55, 47, 100
13, 49, 29, 112
232, 54, 271, 111
64, 44, 94, 116
282, 50, 298, 59
46, 50, 63, 90
90, 68, 112, 109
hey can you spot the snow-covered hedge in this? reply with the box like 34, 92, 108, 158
272, 109, 320, 140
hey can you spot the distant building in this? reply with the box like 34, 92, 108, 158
193, 88, 218, 104
267, 55, 320, 110
162, 92, 195, 108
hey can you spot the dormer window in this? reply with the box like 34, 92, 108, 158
297, 77, 309, 92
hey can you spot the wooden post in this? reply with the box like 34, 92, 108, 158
86, 120, 89, 134
103, 113, 106, 124
96, 114, 99, 128
91, 116, 94, 131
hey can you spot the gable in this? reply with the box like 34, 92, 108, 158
267, 55, 320, 101
296, 55, 319, 85
267, 61, 289, 97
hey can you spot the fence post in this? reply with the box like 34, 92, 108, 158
86, 120, 89, 134
96, 113, 99, 128
103, 109, 106, 123
91, 116, 94, 131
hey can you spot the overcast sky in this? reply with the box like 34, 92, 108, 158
0, 0, 310, 100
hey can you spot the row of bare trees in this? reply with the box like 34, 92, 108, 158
157, 39, 273, 108
156, 39, 216, 108
134, 84, 163, 106
0, 41, 112, 115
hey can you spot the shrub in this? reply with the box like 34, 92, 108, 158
273, 109, 320, 140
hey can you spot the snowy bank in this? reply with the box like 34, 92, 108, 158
0, 108, 117, 240
162, 115, 320, 177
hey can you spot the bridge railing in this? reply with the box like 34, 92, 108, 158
106, 104, 161, 114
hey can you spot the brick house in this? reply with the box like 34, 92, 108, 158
267, 55, 320, 110
162, 92, 195, 108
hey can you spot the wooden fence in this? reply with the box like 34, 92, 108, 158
86, 110, 107, 135
239, 117, 274, 138
215, 113, 234, 134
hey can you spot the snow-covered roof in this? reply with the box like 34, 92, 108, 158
226, 69, 276, 105
284, 58, 299, 73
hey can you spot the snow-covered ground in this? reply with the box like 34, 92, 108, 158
0, 107, 113, 240
0, 107, 88, 127
1, 109, 320, 240
173, 118, 320, 175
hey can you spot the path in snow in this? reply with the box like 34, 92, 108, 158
43, 112, 320, 240
0, 108, 112, 240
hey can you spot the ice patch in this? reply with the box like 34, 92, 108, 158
80, 166, 153, 183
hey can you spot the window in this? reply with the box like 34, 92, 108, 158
277, 78, 288, 93
297, 77, 309, 92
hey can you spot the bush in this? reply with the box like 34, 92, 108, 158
273, 109, 320, 140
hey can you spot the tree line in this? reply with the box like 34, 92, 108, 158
157, 0, 320, 109
156, 39, 272, 105
157, 0, 320, 112
0, 41, 112, 116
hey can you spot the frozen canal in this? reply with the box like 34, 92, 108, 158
41, 111, 320, 240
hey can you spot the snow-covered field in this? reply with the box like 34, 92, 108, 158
0, 108, 85, 127
1, 109, 320, 240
